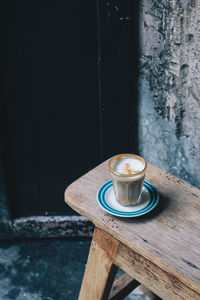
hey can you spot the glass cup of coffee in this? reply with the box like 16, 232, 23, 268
108, 154, 148, 206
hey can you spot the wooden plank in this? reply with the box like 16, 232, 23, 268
65, 160, 200, 295
109, 273, 139, 300
79, 228, 119, 300
114, 243, 200, 300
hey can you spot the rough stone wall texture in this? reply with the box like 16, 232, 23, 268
138, 0, 200, 187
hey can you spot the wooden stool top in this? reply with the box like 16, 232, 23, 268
65, 160, 200, 295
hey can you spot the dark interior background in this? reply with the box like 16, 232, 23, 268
0, 0, 139, 218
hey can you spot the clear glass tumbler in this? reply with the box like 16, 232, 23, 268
108, 154, 148, 206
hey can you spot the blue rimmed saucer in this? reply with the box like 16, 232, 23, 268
97, 180, 159, 217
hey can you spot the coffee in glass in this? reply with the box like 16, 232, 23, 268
108, 154, 148, 206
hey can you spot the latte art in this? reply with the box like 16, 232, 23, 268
114, 158, 144, 176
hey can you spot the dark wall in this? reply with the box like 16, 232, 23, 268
0, 0, 139, 218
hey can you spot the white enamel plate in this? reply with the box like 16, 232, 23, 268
97, 180, 159, 217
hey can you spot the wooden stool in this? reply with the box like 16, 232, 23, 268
65, 161, 200, 300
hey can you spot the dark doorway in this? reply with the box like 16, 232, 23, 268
0, 0, 139, 219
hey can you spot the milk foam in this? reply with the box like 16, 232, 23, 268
115, 158, 144, 175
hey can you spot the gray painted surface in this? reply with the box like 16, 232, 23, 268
138, 0, 200, 187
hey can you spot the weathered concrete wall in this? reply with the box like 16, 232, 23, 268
138, 0, 200, 187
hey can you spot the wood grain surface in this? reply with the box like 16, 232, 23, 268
65, 160, 200, 297
78, 228, 119, 300
115, 243, 200, 299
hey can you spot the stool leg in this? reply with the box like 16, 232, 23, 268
79, 227, 119, 300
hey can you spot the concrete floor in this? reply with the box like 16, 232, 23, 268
0, 238, 151, 300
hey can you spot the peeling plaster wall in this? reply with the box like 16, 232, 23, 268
138, 0, 200, 187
